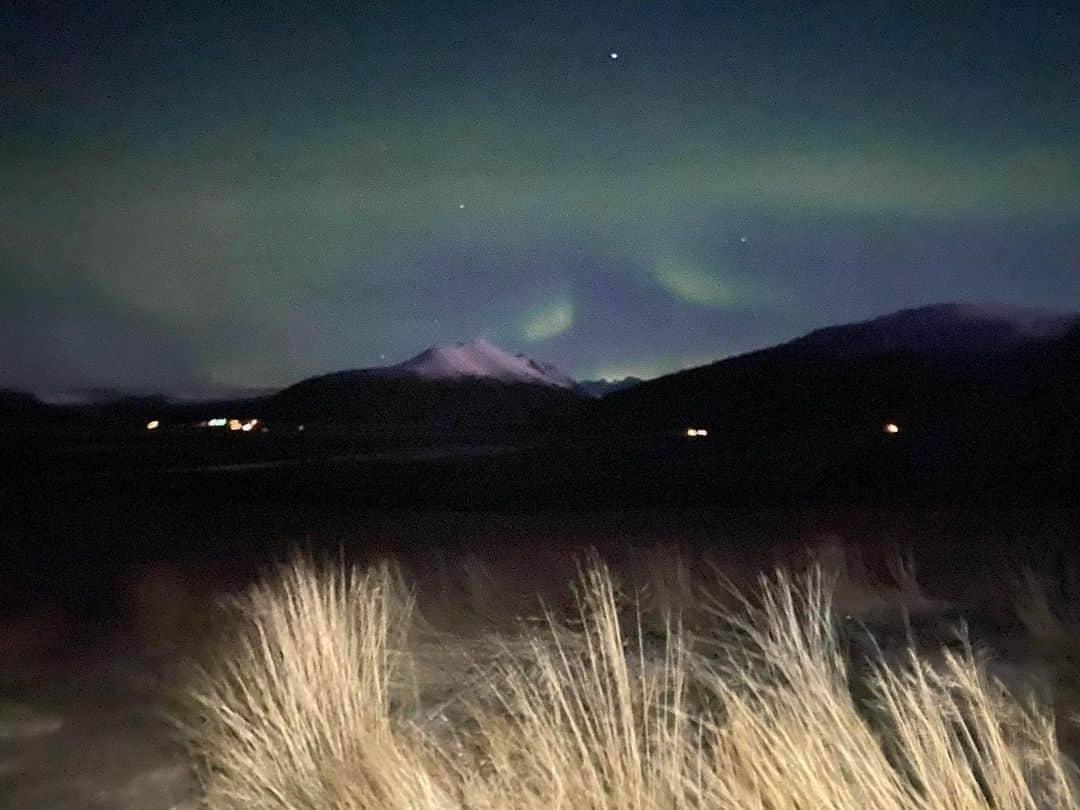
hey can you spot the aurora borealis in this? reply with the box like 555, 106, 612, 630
3, 0, 1078, 396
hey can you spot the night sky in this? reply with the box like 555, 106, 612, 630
3, 1, 1078, 397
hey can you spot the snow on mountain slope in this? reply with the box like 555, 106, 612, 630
390, 339, 576, 389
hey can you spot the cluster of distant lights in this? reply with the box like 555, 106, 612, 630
150, 417, 898, 437
147, 417, 307, 433
189, 417, 260, 431
681, 423, 901, 438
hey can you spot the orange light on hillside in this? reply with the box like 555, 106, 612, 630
228, 419, 243, 431
884, 422, 900, 435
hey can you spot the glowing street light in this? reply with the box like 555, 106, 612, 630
884, 422, 900, 435
145, 420, 160, 430
686, 427, 708, 437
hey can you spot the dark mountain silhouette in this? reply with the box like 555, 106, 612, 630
0, 389, 50, 422
267, 340, 585, 429
3, 302, 1079, 504
1, 340, 586, 430
576, 377, 645, 398
787, 303, 1079, 363
386, 339, 576, 389
594, 303, 1080, 502
598, 303, 1080, 426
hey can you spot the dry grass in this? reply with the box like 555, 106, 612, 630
181, 559, 456, 808
180, 553, 1078, 809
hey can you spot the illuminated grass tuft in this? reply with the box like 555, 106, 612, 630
181, 556, 1078, 809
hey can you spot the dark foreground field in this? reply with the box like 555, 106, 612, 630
3, 430, 1080, 807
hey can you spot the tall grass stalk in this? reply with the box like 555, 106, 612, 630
182, 556, 1077, 809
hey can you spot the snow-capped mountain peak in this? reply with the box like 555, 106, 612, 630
390, 339, 576, 388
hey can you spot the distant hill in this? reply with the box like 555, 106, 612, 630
5, 304, 1080, 503
576, 377, 644, 398
599, 302, 1080, 423
386, 338, 576, 389
8, 304, 1080, 471
0, 340, 585, 429
786, 303, 1080, 364
268, 339, 585, 428
594, 302, 1080, 500
0, 389, 49, 422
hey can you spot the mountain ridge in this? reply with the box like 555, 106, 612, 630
387, 338, 576, 389
596, 301, 1080, 430
4, 302, 1077, 424
786, 302, 1080, 362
